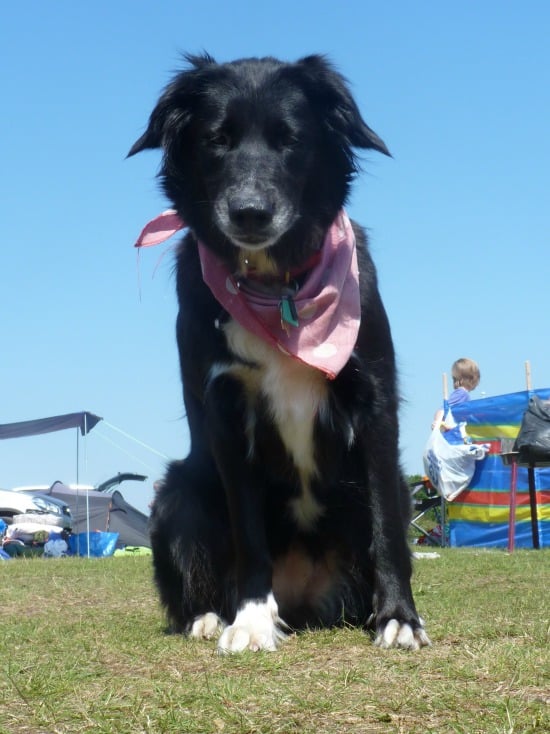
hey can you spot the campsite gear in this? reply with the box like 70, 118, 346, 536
68, 532, 119, 558
513, 395, 550, 462
423, 423, 489, 501
2, 541, 26, 557
6, 520, 56, 545
134, 209, 361, 380
449, 389, 550, 548
409, 477, 447, 547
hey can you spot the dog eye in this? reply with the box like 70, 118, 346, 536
271, 123, 299, 150
206, 131, 231, 149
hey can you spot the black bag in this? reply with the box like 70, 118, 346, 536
514, 395, 550, 462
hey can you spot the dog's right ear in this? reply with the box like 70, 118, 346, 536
127, 53, 217, 158
127, 84, 185, 157
127, 111, 163, 157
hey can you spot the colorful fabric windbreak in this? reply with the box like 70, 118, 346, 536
448, 389, 550, 548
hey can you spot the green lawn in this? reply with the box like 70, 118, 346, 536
1, 549, 548, 733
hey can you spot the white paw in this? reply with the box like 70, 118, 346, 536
217, 593, 286, 653
374, 618, 431, 650
190, 612, 225, 640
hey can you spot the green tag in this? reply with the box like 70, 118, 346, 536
280, 295, 299, 328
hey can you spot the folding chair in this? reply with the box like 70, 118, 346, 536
410, 477, 447, 547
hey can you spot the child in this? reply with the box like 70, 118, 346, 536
448, 358, 481, 406
433, 358, 481, 427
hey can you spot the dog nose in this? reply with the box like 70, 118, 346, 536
228, 196, 274, 231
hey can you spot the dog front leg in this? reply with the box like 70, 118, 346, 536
204, 371, 286, 653
364, 428, 431, 650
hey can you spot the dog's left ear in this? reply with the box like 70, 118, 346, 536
293, 55, 391, 157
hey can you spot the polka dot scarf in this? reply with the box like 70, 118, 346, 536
134, 210, 361, 379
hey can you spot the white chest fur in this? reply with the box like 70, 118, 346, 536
212, 319, 329, 528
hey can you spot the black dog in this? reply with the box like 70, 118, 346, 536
129, 53, 430, 652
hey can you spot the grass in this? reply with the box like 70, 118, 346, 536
0, 549, 548, 734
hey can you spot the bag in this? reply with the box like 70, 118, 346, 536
439, 403, 468, 445
44, 539, 69, 557
514, 395, 550, 462
423, 424, 489, 501
68, 531, 119, 558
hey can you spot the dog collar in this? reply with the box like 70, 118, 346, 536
134, 210, 360, 379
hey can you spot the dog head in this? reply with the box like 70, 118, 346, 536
129, 53, 389, 268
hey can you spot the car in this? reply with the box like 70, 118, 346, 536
95, 472, 147, 493
13, 473, 147, 497
0, 487, 72, 530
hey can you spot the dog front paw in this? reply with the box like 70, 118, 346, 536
374, 618, 431, 650
190, 612, 225, 640
217, 594, 286, 653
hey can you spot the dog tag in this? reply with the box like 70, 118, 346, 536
280, 295, 299, 330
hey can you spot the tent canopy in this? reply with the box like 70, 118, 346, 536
0, 412, 102, 440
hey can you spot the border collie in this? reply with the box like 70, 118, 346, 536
129, 53, 430, 653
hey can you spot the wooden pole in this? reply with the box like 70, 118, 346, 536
525, 360, 532, 390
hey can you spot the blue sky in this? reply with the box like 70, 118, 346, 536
2, 1, 549, 514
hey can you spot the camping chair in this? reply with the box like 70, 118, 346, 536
410, 477, 447, 547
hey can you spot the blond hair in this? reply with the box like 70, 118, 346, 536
451, 358, 480, 391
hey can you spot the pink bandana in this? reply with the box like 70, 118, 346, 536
134, 210, 361, 379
